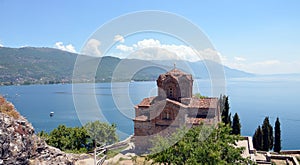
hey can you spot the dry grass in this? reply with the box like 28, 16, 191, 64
0, 95, 20, 119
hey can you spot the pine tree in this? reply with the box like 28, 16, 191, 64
262, 117, 273, 151
232, 113, 241, 135
253, 126, 263, 150
274, 117, 281, 152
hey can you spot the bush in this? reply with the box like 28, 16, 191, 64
37, 121, 119, 153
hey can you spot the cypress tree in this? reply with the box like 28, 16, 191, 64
220, 95, 231, 125
269, 119, 274, 150
228, 112, 232, 127
232, 113, 241, 135
262, 117, 273, 151
274, 117, 281, 152
220, 95, 225, 120
252, 129, 257, 149
253, 126, 263, 150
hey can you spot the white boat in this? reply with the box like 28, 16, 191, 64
50, 112, 54, 117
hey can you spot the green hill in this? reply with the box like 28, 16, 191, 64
0, 47, 254, 85
0, 47, 77, 85
0, 47, 167, 85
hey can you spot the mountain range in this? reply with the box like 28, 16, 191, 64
0, 47, 254, 85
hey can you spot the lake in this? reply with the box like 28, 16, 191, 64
0, 76, 299, 150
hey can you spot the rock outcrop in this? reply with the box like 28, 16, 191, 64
0, 96, 90, 165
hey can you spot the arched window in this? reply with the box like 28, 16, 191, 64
166, 112, 170, 119
168, 87, 173, 98
162, 111, 171, 120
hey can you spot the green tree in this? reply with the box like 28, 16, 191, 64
220, 95, 232, 125
45, 125, 89, 151
194, 93, 208, 99
253, 126, 263, 151
148, 123, 252, 164
232, 113, 241, 135
69, 127, 89, 150
262, 117, 273, 151
37, 121, 119, 153
47, 125, 71, 150
84, 121, 118, 146
274, 117, 281, 152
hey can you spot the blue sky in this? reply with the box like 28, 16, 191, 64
0, 0, 300, 74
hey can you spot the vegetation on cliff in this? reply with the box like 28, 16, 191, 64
0, 95, 20, 119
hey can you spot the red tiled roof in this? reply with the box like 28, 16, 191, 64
134, 115, 148, 121
137, 97, 155, 107
165, 97, 218, 109
137, 97, 218, 109
189, 97, 218, 109
166, 68, 187, 75
158, 68, 193, 81
186, 117, 215, 125
186, 117, 205, 124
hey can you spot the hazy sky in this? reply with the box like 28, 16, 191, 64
0, 0, 299, 74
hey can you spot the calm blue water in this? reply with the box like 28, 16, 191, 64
0, 77, 299, 149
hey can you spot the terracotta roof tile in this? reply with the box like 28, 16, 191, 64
134, 115, 148, 121
166, 68, 187, 75
137, 97, 219, 109
186, 117, 215, 125
137, 97, 155, 107
188, 98, 218, 109
165, 97, 218, 109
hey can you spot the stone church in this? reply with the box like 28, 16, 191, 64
133, 67, 221, 152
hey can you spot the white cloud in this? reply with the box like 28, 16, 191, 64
234, 56, 246, 62
197, 48, 221, 62
114, 35, 125, 43
134, 39, 161, 48
221, 55, 300, 74
81, 39, 101, 56
54, 42, 76, 53
115, 38, 220, 62
253, 60, 280, 65
116, 44, 133, 52
113, 38, 300, 74
0, 43, 3, 47
130, 47, 179, 61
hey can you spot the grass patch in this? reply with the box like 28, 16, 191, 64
64, 148, 88, 154
105, 145, 128, 159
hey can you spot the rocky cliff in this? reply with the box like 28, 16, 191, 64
0, 96, 89, 165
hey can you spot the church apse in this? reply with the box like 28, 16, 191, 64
156, 68, 193, 102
